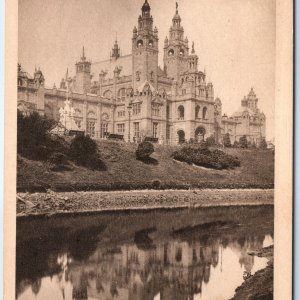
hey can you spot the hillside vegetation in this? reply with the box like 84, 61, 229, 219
17, 139, 274, 192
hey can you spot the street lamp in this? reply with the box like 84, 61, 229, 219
127, 102, 133, 142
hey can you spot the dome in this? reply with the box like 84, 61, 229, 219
142, 0, 150, 13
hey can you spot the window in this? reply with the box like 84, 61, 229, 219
137, 40, 143, 47
100, 122, 108, 138
132, 103, 141, 115
166, 125, 171, 140
168, 49, 174, 56
118, 88, 126, 102
117, 123, 125, 134
178, 105, 184, 120
182, 89, 186, 96
152, 103, 160, 116
74, 118, 82, 129
179, 49, 184, 56
133, 122, 140, 138
195, 105, 200, 119
175, 247, 182, 262
166, 105, 170, 119
87, 121, 95, 137
203, 107, 207, 119
152, 122, 158, 138
117, 110, 125, 118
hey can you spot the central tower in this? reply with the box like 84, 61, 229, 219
163, 3, 189, 80
132, 0, 159, 90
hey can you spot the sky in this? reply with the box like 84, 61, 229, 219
18, 0, 276, 139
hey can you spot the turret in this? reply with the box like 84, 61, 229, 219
74, 46, 92, 94
187, 42, 198, 72
111, 38, 120, 60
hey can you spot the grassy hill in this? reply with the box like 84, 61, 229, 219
17, 140, 274, 192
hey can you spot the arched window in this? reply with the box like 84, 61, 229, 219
168, 49, 174, 56
87, 111, 96, 138
202, 107, 207, 119
178, 105, 184, 120
137, 40, 143, 47
195, 105, 200, 119
103, 90, 112, 99
166, 105, 170, 119
118, 88, 126, 102
177, 130, 185, 144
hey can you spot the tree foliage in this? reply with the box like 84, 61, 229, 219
136, 141, 154, 160
223, 133, 231, 148
259, 138, 268, 150
239, 135, 248, 149
17, 110, 56, 159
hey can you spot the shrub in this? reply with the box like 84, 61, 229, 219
17, 110, 56, 159
233, 141, 239, 148
206, 135, 216, 146
49, 152, 68, 165
172, 145, 240, 170
223, 133, 231, 148
239, 135, 248, 148
70, 135, 97, 166
259, 138, 268, 150
136, 141, 154, 160
152, 180, 161, 189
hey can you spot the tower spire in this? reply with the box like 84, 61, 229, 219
81, 46, 86, 60
192, 41, 195, 54
176, 1, 178, 14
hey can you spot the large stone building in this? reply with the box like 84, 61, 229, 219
17, 0, 266, 145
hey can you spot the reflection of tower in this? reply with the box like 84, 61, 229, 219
220, 245, 223, 273
72, 271, 88, 300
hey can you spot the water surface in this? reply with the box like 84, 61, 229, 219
16, 205, 273, 300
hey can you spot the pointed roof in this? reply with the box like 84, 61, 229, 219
142, 0, 150, 13
137, 80, 156, 94
173, 1, 181, 21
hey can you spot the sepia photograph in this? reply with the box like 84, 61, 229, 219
4, 0, 293, 299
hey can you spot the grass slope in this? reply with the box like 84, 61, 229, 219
17, 140, 274, 192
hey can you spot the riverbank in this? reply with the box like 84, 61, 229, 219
231, 245, 273, 300
17, 141, 274, 192
17, 188, 274, 216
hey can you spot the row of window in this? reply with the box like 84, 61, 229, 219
84, 121, 161, 139
177, 105, 208, 120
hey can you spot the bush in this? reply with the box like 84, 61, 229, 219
17, 110, 56, 159
136, 141, 154, 160
206, 135, 216, 146
223, 133, 231, 148
233, 141, 239, 148
259, 138, 268, 150
70, 135, 98, 166
239, 135, 248, 148
49, 152, 68, 165
172, 145, 240, 170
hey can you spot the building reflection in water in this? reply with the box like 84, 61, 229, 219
17, 233, 271, 300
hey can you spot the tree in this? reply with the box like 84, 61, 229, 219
206, 135, 216, 147
70, 135, 98, 166
17, 110, 56, 159
136, 141, 154, 160
223, 133, 231, 147
239, 135, 248, 148
259, 138, 268, 150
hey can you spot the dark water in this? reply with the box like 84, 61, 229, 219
16, 206, 273, 300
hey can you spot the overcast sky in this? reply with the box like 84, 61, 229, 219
18, 0, 276, 139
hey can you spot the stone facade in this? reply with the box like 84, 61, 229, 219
17, 0, 266, 145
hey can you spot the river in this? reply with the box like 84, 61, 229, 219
16, 205, 273, 300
